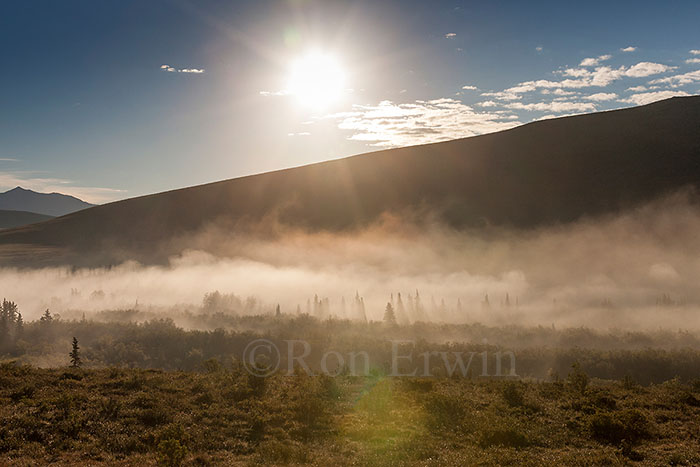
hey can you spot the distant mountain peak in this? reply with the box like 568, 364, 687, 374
0, 186, 94, 217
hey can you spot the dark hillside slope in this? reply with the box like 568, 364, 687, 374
1, 96, 699, 267
0, 210, 53, 229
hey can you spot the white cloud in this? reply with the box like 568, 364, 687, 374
690, 50, 700, 55
552, 89, 578, 96
477, 100, 498, 107
625, 62, 675, 77
583, 92, 618, 102
579, 55, 612, 66
461, 85, 477, 90
504, 101, 596, 113
0, 158, 19, 162
160, 64, 205, 74
506, 83, 537, 93
259, 90, 289, 97
686, 58, 700, 64
620, 90, 691, 105
561, 67, 591, 77
480, 90, 522, 101
649, 70, 700, 87
626, 85, 648, 92
579, 54, 612, 67
445, 33, 456, 39
621, 46, 637, 52
535, 46, 543, 52
507, 62, 675, 93
327, 99, 520, 148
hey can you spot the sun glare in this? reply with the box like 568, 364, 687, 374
287, 51, 346, 108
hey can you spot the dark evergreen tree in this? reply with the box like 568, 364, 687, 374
40, 309, 53, 323
70, 337, 82, 368
383, 302, 397, 326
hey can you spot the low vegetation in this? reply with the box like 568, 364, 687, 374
2, 305, 700, 464
1, 363, 700, 465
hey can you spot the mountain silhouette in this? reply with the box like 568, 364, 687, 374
0, 96, 699, 267
0, 187, 94, 217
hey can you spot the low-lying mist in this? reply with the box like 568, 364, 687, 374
4, 190, 700, 331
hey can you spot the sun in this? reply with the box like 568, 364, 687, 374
287, 51, 346, 109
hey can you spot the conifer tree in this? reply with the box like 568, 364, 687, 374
383, 302, 397, 326
40, 309, 53, 323
70, 337, 82, 368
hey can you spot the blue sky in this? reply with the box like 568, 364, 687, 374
1, 0, 699, 203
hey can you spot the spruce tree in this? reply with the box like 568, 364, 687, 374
383, 302, 397, 326
70, 337, 82, 368
40, 309, 53, 323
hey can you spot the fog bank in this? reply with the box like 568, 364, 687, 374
3, 191, 700, 330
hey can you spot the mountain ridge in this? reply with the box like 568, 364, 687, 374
0, 186, 94, 217
1, 95, 699, 267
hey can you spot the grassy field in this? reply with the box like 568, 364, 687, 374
2, 363, 700, 466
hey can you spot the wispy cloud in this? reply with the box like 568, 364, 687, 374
583, 92, 618, 102
690, 50, 700, 55
686, 58, 700, 64
0, 158, 19, 162
327, 99, 520, 148
319, 50, 695, 150
159, 64, 205, 74
502, 62, 675, 94
503, 101, 596, 113
480, 90, 522, 101
444, 33, 456, 39
649, 70, 700, 87
579, 54, 612, 67
259, 90, 289, 97
625, 62, 675, 77
0, 172, 125, 204
620, 90, 691, 105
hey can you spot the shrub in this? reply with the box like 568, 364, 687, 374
99, 397, 121, 420
589, 409, 652, 446
479, 428, 530, 448
158, 439, 188, 466
622, 374, 638, 390
402, 378, 434, 393
139, 406, 173, 427
502, 382, 525, 407
567, 362, 589, 395
157, 424, 190, 466
424, 392, 467, 430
